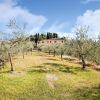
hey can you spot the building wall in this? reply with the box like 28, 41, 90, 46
39, 39, 64, 44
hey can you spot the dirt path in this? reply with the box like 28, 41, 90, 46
46, 74, 58, 89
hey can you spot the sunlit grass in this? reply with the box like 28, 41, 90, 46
0, 51, 100, 100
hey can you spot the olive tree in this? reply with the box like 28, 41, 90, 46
74, 25, 92, 69
51, 44, 59, 57
25, 40, 34, 55
38, 44, 52, 54
88, 35, 100, 65
57, 44, 66, 60
6, 18, 28, 71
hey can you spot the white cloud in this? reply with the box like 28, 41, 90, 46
0, 0, 47, 35
81, 0, 100, 3
75, 9, 100, 39
0, 0, 71, 38
46, 22, 69, 37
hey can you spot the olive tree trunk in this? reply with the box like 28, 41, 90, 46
61, 51, 63, 60
31, 48, 32, 55
23, 52, 24, 59
53, 49, 56, 57
49, 50, 51, 55
8, 53, 14, 71
80, 54, 86, 69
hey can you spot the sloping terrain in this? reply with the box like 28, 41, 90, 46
0, 51, 100, 100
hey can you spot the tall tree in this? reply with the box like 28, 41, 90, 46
47, 33, 49, 39
34, 33, 39, 48
53, 33, 58, 38
47, 32, 53, 39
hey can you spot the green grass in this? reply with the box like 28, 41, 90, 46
0, 51, 100, 100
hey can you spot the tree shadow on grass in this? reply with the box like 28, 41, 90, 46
63, 57, 76, 62
72, 84, 100, 100
64, 57, 93, 68
59, 67, 76, 74
47, 58, 59, 61
0, 70, 11, 74
28, 65, 53, 73
75, 61, 93, 67
27, 62, 90, 74
44, 62, 90, 74
44, 63, 66, 67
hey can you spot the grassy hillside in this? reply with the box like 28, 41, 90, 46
0, 51, 100, 100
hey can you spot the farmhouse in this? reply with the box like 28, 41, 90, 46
39, 38, 64, 44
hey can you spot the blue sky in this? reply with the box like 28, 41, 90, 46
18, 0, 100, 32
0, 0, 100, 38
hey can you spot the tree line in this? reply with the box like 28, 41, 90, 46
0, 19, 100, 72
